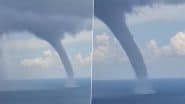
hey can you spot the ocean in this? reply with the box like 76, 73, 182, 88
92, 79, 185, 104
0, 79, 90, 104
2, 79, 185, 104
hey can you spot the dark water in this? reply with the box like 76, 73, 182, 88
0, 79, 90, 104
93, 79, 185, 104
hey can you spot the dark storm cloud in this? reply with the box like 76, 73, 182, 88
0, 0, 92, 39
0, 0, 92, 17
95, 0, 185, 16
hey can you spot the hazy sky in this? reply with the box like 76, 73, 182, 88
93, 3, 185, 80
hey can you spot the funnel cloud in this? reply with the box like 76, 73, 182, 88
0, 0, 92, 81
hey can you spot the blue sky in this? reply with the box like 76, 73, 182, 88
93, 3, 185, 80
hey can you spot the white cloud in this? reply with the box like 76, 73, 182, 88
93, 33, 128, 63
95, 33, 110, 44
43, 50, 53, 57
20, 49, 57, 68
147, 32, 185, 57
170, 32, 185, 55
93, 34, 111, 61
74, 53, 91, 68
127, 4, 185, 25
73, 53, 91, 78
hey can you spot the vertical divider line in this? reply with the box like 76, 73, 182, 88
90, 0, 94, 104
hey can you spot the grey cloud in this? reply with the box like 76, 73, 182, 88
0, 0, 92, 39
95, 0, 185, 17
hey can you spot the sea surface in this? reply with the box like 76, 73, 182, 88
0, 79, 90, 104
93, 79, 185, 104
